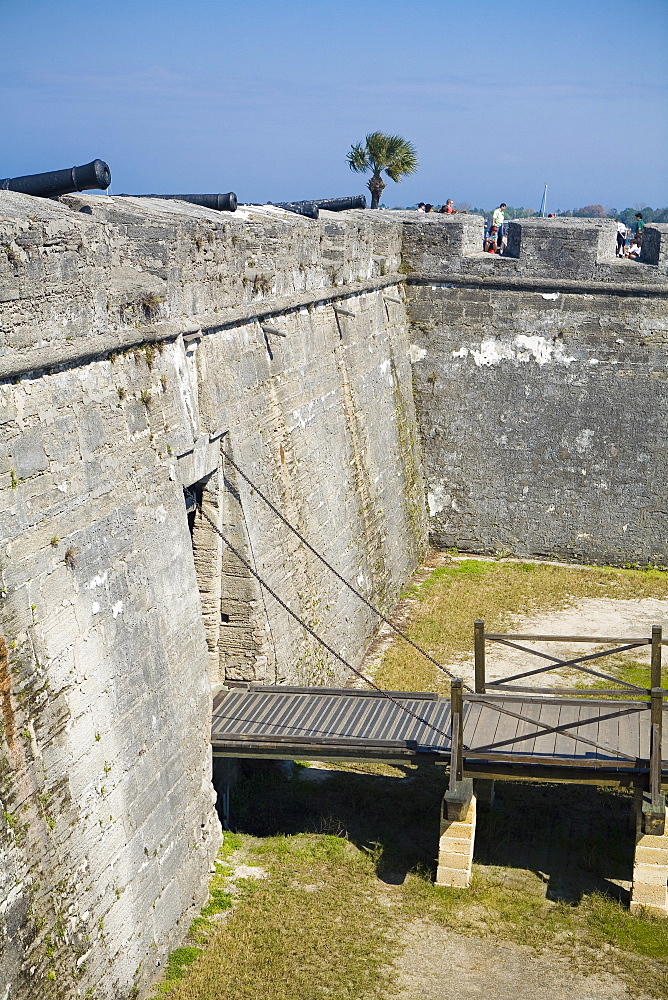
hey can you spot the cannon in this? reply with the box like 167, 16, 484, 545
312, 195, 366, 212
126, 193, 237, 212
0, 159, 111, 198
273, 200, 319, 219
272, 195, 367, 220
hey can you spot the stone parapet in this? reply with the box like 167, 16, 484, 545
376, 210, 668, 285
0, 193, 403, 375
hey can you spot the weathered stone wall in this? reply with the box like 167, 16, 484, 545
0, 192, 425, 999
394, 213, 668, 565
1, 196, 667, 1000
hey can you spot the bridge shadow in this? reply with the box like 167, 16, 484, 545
227, 759, 441, 883
474, 780, 634, 905
225, 759, 635, 904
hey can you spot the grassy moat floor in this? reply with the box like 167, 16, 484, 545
147, 557, 668, 1000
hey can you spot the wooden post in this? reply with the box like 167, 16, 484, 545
474, 619, 485, 694
450, 678, 463, 790
439, 677, 474, 888
650, 625, 663, 810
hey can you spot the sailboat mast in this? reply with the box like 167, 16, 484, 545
540, 184, 548, 217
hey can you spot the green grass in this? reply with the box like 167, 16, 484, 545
153, 765, 668, 1000
149, 558, 668, 1000
152, 832, 397, 1000
571, 655, 668, 699
376, 558, 668, 693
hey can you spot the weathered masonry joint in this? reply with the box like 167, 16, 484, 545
0, 193, 667, 998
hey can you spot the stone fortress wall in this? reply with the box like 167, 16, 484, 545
0, 192, 425, 1000
392, 211, 668, 565
0, 194, 666, 999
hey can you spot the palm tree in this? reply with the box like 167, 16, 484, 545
347, 132, 418, 209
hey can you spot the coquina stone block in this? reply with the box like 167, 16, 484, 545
436, 795, 477, 888
631, 801, 668, 916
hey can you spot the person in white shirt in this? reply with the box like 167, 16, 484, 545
616, 221, 627, 257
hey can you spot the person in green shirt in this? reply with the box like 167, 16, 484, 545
634, 213, 645, 242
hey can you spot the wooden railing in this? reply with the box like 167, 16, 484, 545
463, 620, 667, 830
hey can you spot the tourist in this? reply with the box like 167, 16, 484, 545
417, 203, 426, 213
492, 203, 507, 252
616, 221, 628, 257
424, 204, 434, 213
442, 199, 455, 214
627, 239, 642, 259
633, 213, 644, 243
483, 223, 497, 253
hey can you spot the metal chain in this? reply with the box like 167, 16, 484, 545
221, 447, 471, 690
187, 488, 462, 750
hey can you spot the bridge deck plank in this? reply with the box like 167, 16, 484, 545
617, 703, 644, 762
553, 701, 586, 760
476, 698, 521, 754
570, 701, 605, 763
211, 688, 667, 780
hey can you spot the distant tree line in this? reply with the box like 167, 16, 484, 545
398, 202, 668, 224
564, 205, 668, 225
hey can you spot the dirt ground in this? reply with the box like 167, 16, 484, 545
356, 556, 668, 999
394, 921, 651, 1000
362, 554, 668, 691
461, 593, 668, 689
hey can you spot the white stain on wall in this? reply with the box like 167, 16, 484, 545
453, 335, 576, 367
407, 344, 427, 362
427, 484, 452, 517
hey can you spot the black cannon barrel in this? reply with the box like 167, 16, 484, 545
312, 195, 367, 212
0, 159, 111, 198
273, 201, 319, 219
127, 193, 237, 212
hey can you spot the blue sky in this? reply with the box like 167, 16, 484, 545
1, 0, 666, 211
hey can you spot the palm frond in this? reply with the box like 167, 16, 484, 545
347, 132, 418, 186
346, 142, 370, 174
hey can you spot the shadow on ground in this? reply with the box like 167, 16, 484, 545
226, 760, 635, 905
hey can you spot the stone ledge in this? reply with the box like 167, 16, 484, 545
406, 272, 668, 298
632, 863, 668, 887
635, 845, 668, 865
630, 885, 667, 914
0, 273, 405, 381
437, 835, 474, 853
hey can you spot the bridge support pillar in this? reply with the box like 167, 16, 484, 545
436, 785, 476, 888
474, 778, 495, 805
630, 793, 668, 917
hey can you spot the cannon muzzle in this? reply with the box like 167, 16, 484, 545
127, 193, 237, 212
0, 160, 111, 198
